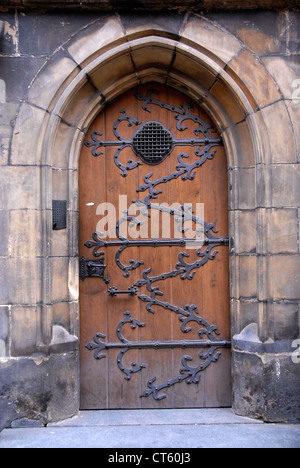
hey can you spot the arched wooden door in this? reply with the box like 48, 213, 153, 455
79, 85, 231, 409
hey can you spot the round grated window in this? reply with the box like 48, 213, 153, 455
132, 121, 174, 165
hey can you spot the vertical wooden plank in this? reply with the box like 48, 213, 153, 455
79, 110, 109, 409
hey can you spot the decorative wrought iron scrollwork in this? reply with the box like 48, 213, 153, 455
86, 311, 147, 380
83, 89, 230, 402
84, 89, 222, 182
86, 310, 230, 401
135, 89, 218, 138
84, 202, 229, 279
84, 202, 230, 401
141, 348, 223, 401
85, 110, 143, 177
135, 145, 218, 204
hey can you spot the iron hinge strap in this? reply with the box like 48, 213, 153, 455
86, 338, 231, 353
85, 236, 229, 249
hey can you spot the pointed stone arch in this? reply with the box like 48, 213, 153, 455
9, 13, 298, 422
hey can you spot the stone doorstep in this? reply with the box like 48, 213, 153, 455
7, 408, 261, 430
1, 409, 299, 449
47, 408, 263, 428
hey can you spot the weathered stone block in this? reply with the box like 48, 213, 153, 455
51, 229, 69, 258
51, 257, 70, 302
0, 103, 19, 128
0, 210, 9, 258
0, 166, 40, 210
18, 11, 98, 56
223, 120, 255, 168
237, 28, 280, 55
278, 11, 300, 55
11, 306, 41, 356
210, 79, 245, 125
271, 164, 300, 208
11, 418, 43, 428
52, 121, 83, 169
234, 300, 260, 334
271, 254, 300, 301
67, 16, 126, 66
27, 50, 80, 111
9, 210, 42, 258
0, 306, 10, 357
0, 126, 11, 166
238, 255, 257, 298
260, 101, 296, 164
0, 257, 42, 305
233, 348, 300, 422
228, 49, 281, 110
132, 40, 175, 72
89, 51, 135, 92
262, 56, 300, 101
173, 50, 217, 90
0, 57, 45, 102
0, 353, 79, 429
120, 11, 184, 39
60, 81, 101, 129
181, 14, 242, 65
267, 208, 299, 254
237, 168, 256, 210
287, 101, 300, 161
235, 210, 257, 254
263, 354, 300, 423
0, 12, 17, 55
50, 324, 77, 354
52, 302, 71, 332
232, 348, 265, 419
11, 103, 47, 166
272, 303, 299, 341
52, 168, 69, 201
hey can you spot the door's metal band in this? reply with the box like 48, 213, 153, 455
86, 310, 231, 401
84, 201, 229, 278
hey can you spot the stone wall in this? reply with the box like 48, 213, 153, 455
1, 0, 300, 11
0, 5, 299, 427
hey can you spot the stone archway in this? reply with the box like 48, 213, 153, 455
9, 13, 298, 423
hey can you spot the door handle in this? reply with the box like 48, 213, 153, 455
108, 286, 138, 297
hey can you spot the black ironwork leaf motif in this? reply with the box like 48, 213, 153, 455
84, 89, 223, 202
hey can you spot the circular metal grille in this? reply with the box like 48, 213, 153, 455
133, 121, 174, 165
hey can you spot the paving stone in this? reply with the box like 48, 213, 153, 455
0, 409, 299, 448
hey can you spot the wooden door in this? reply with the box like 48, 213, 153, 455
79, 85, 231, 409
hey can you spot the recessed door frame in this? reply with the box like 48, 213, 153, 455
35, 30, 274, 420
